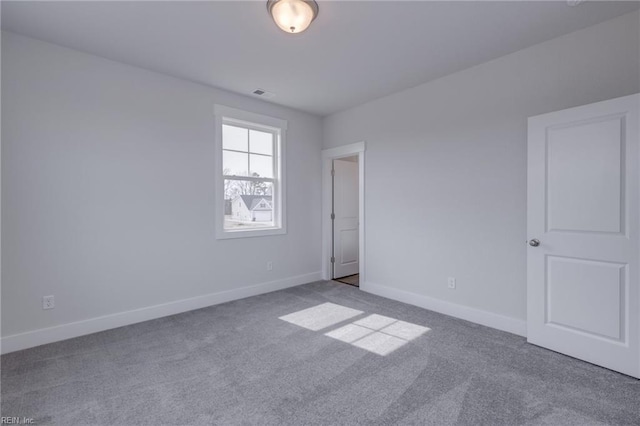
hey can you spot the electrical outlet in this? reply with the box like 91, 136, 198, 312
266, 261, 273, 271
43, 295, 55, 310
447, 277, 456, 289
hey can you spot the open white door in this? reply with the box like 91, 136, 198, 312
333, 158, 359, 279
527, 94, 639, 378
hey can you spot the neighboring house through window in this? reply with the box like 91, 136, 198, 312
214, 105, 286, 239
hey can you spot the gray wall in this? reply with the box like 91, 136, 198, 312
323, 11, 640, 321
1, 32, 323, 337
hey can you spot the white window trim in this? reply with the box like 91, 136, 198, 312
214, 104, 287, 239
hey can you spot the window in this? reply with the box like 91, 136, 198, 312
215, 105, 286, 239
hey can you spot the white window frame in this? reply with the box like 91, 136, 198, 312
214, 104, 287, 239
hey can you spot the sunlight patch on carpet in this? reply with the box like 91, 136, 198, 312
278, 302, 363, 331
353, 314, 396, 330
280, 303, 430, 356
324, 323, 375, 343
351, 331, 407, 356
325, 314, 430, 356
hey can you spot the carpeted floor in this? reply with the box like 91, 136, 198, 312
1, 281, 639, 425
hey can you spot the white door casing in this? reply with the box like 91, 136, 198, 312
321, 142, 365, 285
333, 158, 359, 278
527, 94, 639, 378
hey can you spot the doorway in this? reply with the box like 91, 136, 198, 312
321, 142, 365, 288
332, 156, 359, 286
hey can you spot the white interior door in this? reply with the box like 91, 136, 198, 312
527, 94, 639, 378
333, 158, 359, 279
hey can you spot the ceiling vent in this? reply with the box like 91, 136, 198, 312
252, 89, 276, 99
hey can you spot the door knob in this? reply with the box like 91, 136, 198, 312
529, 239, 540, 247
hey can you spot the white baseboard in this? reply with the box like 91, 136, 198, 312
361, 281, 527, 337
1, 271, 322, 354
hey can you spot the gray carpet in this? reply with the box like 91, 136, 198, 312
1, 281, 639, 425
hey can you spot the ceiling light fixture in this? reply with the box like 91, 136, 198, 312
267, 0, 319, 34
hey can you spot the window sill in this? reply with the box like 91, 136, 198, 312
216, 227, 286, 240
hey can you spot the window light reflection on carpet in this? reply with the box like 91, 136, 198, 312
279, 304, 430, 356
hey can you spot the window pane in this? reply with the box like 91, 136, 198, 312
250, 154, 273, 178
224, 180, 274, 230
249, 130, 273, 155
223, 125, 248, 152
223, 150, 248, 176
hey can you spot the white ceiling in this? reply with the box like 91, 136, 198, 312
2, 1, 638, 116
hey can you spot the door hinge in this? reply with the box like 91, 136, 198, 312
331, 169, 335, 177
330, 256, 335, 263
330, 213, 335, 220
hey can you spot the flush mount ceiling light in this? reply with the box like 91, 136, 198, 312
267, 0, 319, 34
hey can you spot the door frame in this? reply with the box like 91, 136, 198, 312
322, 142, 366, 285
